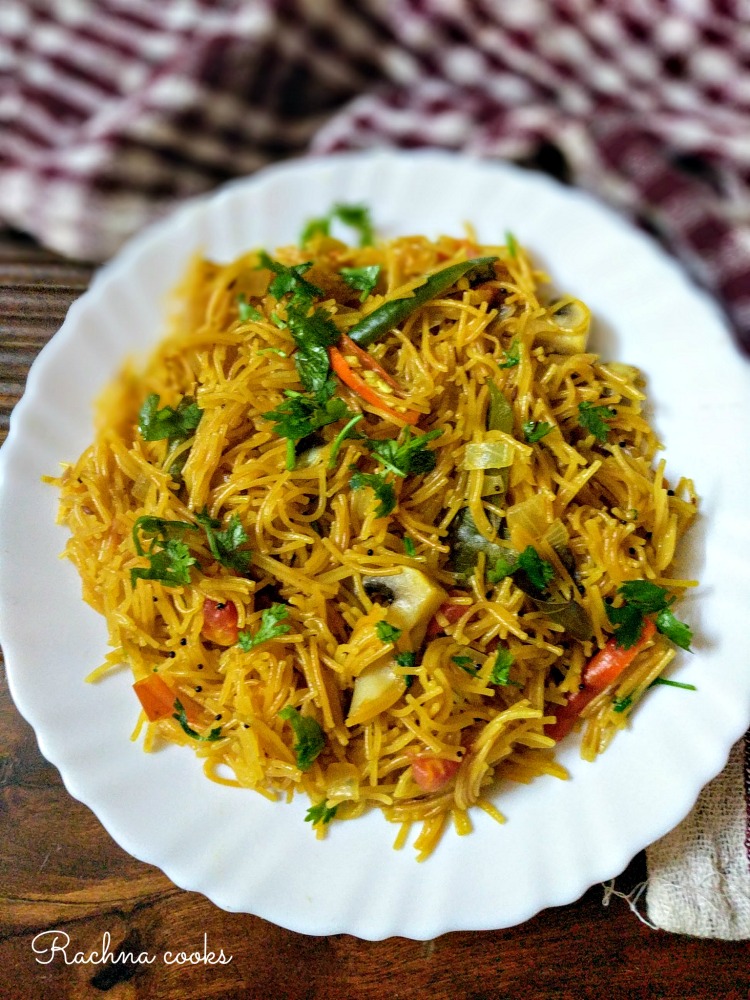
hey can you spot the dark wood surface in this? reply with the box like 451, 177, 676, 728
0, 227, 747, 1000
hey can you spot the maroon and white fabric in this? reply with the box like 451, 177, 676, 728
1, 0, 749, 936
3, 0, 750, 356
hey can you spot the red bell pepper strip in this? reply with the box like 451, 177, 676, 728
329, 334, 420, 426
546, 618, 657, 742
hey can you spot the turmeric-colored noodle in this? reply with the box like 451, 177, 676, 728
51, 224, 698, 859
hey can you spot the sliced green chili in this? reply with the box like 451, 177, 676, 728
347, 256, 498, 348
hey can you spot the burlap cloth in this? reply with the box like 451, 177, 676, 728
2, 0, 749, 937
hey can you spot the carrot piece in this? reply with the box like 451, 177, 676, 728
133, 675, 175, 722
329, 334, 420, 425
133, 674, 205, 725
584, 618, 657, 690
546, 619, 657, 742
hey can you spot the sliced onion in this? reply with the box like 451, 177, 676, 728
462, 440, 514, 471
506, 493, 550, 550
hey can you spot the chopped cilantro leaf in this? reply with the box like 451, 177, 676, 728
299, 216, 330, 245
333, 204, 375, 246
578, 400, 615, 442
130, 539, 197, 588
375, 621, 402, 644
263, 384, 352, 469
612, 693, 633, 714
286, 305, 342, 395
487, 552, 518, 585
305, 800, 338, 825
350, 470, 396, 518
606, 601, 645, 649
395, 651, 417, 667
238, 603, 291, 651
138, 393, 202, 444
515, 546, 555, 593
655, 607, 693, 651
364, 427, 443, 478
490, 646, 514, 685
237, 293, 263, 322
172, 700, 223, 741
607, 580, 692, 651
278, 705, 325, 771
523, 420, 553, 443
340, 264, 381, 301
486, 545, 554, 595
499, 339, 520, 368
195, 510, 251, 574
130, 516, 199, 588
618, 580, 672, 613
403, 536, 416, 558
451, 655, 479, 676
301, 203, 375, 247
257, 251, 322, 307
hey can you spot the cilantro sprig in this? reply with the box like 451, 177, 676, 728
130, 511, 252, 586
340, 264, 381, 301
257, 251, 322, 307
578, 401, 615, 442
287, 306, 342, 395
375, 621, 402, 644
451, 655, 479, 676
489, 646, 514, 686
130, 516, 198, 587
257, 251, 343, 395
238, 603, 292, 651
607, 580, 693, 651
349, 470, 397, 518
279, 705, 326, 771
138, 393, 202, 444
195, 510, 251, 574
364, 428, 443, 477
451, 646, 515, 686
350, 428, 442, 518
305, 800, 338, 826
523, 420, 553, 443
395, 651, 417, 668
263, 380, 353, 470
301, 203, 375, 247
172, 700, 223, 742
487, 545, 554, 594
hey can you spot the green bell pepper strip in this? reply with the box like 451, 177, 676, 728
347, 256, 499, 348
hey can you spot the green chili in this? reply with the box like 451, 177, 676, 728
487, 381, 514, 433
347, 256, 498, 347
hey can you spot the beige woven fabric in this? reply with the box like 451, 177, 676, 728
646, 736, 750, 939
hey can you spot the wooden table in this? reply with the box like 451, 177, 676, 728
0, 227, 746, 1000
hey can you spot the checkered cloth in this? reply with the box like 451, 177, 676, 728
2, 0, 749, 937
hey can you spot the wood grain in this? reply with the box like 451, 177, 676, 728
0, 227, 747, 1000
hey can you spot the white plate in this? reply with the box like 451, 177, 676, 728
2, 150, 749, 940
